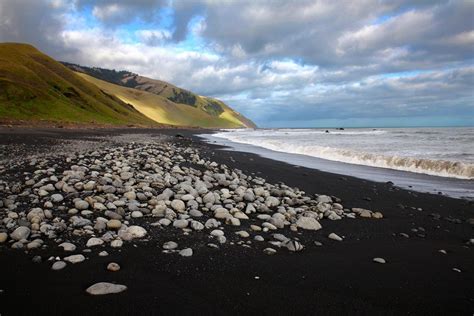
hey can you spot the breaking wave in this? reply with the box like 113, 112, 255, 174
214, 134, 474, 179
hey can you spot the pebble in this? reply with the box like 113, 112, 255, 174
210, 229, 224, 237
373, 257, 386, 264
107, 262, 121, 272
438, 249, 447, 255
86, 282, 127, 295
10, 226, 30, 241
163, 241, 178, 250
296, 217, 322, 230
235, 231, 250, 238
58, 242, 76, 252
126, 226, 147, 238
283, 240, 304, 252
179, 248, 193, 257
0, 232, 8, 243
263, 248, 277, 255
107, 219, 122, 230
171, 199, 185, 212
74, 200, 89, 210
328, 233, 343, 241
52, 261, 67, 270
51, 194, 64, 203
64, 254, 86, 264
98, 251, 109, 257
86, 237, 104, 247
131, 211, 143, 218
173, 219, 188, 229
111, 240, 123, 248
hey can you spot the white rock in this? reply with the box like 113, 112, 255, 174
163, 241, 178, 250
86, 237, 104, 247
110, 240, 123, 248
214, 208, 230, 219
86, 282, 127, 295
173, 219, 188, 229
179, 248, 193, 257
170, 199, 185, 212
191, 221, 204, 231
10, 226, 30, 241
265, 196, 280, 208
58, 242, 76, 252
51, 194, 64, 203
373, 257, 386, 264
235, 231, 250, 238
0, 232, 7, 243
64, 254, 86, 264
283, 240, 304, 252
52, 261, 67, 270
263, 248, 277, 255
131, 211, 143, 218
296, 217, 322, 231
210, 229, 224, 237
328, 233, 343, 241
127, 226, 147, 238
74, 200, 89, 210
107, 262, 120, 271
202, 192, 216, 204
317, 195, 332, 203
205, 218, 220, 228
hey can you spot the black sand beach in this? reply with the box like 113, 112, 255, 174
0, 127, 472, 315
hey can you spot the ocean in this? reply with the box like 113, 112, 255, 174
201, 127, 474, 199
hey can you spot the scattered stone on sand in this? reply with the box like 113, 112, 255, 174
263, 248, 277, 255
107, 262, 121, 272
373, 257, 386, 264
179, 248, 193, 257
0, 133, 393, 269
86, 282, 127, 295
328, 233, 343, 241
10, 226, 30, 241
64, 254, 85, 264
86, 238, 104, 247
52, 261, 67, 270
438, 249, 447, 255
59, 242, 76, 252
283, 240, 304, 252
0, 233, 8, 243
296, 217, 322, 230
163, 241, 178, 250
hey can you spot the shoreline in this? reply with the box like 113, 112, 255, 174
201, 129, 474, 200
0, 127, 472, 315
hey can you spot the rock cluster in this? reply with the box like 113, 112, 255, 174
0, 136, 383, 265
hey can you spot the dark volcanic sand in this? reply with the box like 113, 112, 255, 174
0, 127, 472, 316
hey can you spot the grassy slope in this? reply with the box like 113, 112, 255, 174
0, 43, 158, 126
62, 62, 257, 128
77, 72, 253, 128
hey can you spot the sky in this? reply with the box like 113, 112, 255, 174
0, 0, 473, 128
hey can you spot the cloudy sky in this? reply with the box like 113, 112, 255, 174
1, 0, 473, 127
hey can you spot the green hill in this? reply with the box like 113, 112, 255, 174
63, 62, 257, 128
0, 43, 159, 126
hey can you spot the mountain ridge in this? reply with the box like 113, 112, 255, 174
62, 62, 257, 128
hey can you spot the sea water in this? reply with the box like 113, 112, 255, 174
200, 127, 474, 200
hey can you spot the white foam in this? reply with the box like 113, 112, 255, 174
214, 129, 474, 180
